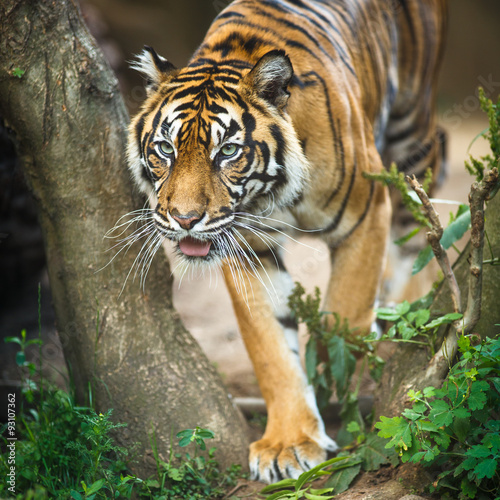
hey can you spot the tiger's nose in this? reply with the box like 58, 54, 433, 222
170, 209, 203, 230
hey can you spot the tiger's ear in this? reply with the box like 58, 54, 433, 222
130, 46, 177, 93
243, 50, 293, 109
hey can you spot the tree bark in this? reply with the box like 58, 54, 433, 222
0, 0, 248, 475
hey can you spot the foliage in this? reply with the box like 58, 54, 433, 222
286, 284, 396, 494
465, 88, 500, 187
363, 163, 433, 232
11, 67, 25, 78
288, 283, 384, 412
0, 332, 242, 500
372, 299, 463, 355
259, 456, 352, 499
375, 335, 500, 499
144, 426, 241, 499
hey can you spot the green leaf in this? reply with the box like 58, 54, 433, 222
4, 336, 22, 345
70, 491, 83, 500
346, 421, 361, 433
196, 429, 215, 439
468, 382, 488, 411
462, 456, 478, 471
327, 336, 356, 400
176, 429, 193, 438
414, 309, 431, 328
423, 386, 436, 398
460, 478, 477, 498
412, 246, 434, 275
86, 479, 105, 495
424, 312, 463, 330
263, 491, 294, 500
12, 67, 25, 78
305, 339, 318, 384
375, 308, 401, 321
409, 451, 426, 463
357, 433, 399, 470
260, 478, 296, 494
395, 301, 411, 316
467, 444, 493, 459
473, 458, 497, 480
402, 408, 424, 421
398, 322, 418, 340
428, 400, 453, 427
452, 416, 471, 443
178, 436, 192, 447
16, 351, 26, 366
308, 487, 335, 495
325, 462, 361, 493
457, 334, 471, 353
304, 491, 335, 500
294, 457, 349, 491
336, 393, 365, 446
375, 416, 413, 451
394, 227, 422, 246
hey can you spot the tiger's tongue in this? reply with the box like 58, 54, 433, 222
178, 237, 212, 257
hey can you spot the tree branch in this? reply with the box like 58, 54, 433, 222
407, 169, 499, 381
406, 175, 461, 313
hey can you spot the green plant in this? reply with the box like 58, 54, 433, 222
0, 325, 143, 499
0, 325, 243, 499
465, 88, 500, 186
286, 284, 396, 494
144, 426, 242, 499
11, 67, 25, 78
288, 283, 384, 412
372, 300, 463, 355
375, 335, 500, 499
260, 456, 351, 499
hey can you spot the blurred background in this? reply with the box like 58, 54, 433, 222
1, 0, 499, 401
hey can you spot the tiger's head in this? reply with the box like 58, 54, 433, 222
127, 46, 308, 265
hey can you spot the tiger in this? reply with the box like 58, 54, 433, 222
126, 0, 448, 483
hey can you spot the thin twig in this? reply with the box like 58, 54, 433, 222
406, 175, 461, 313
418, 168, 499, 381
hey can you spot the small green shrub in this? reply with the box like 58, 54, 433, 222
375, 335, 500, 499
0, 331, 243, 500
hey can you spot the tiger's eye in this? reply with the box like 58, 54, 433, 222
220, 143, 238, 156
159, 142, 174, 155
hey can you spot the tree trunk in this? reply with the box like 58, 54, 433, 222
0, 0, 248, 476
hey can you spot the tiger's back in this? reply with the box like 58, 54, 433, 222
127, 0, 447, 483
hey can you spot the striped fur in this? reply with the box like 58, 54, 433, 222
126, 0, 447, 482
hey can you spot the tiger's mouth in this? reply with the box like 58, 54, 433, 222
178, 236, 212, 257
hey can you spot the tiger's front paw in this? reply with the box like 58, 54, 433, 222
249, 433, 339, 483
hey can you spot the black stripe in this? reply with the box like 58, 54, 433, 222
397, 140, 433, 173
335, 180, 376, 245
259, 0, 356, 76
134, 114, 145, 158
278, 316, 298, 331
321, 159, 357, 234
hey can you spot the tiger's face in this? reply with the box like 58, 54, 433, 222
127, 48, 308, 265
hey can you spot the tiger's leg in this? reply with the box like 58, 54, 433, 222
222, 254, 338, 483
323, 181, 392, 332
